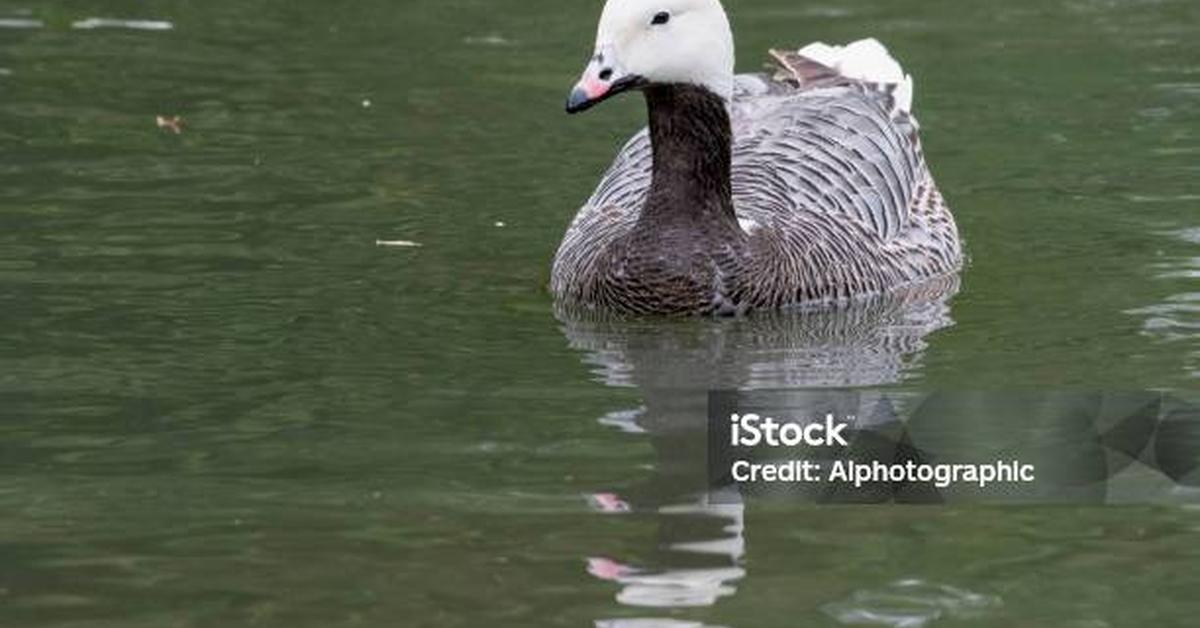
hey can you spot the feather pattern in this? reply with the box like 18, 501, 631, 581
552, 43, 962, 315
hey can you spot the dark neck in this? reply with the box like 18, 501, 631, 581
640, 84, 738, 231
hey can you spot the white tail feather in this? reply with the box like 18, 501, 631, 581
797, 38, 914, 115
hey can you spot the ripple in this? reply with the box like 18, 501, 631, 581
1153, 257, 1200, 280
1173, 227, 1200, 245
597, 406, 648, 434
596, 620, 728, 628
1155, 82, 1200, 97
1148, 229, 1200, 281
1128, 229, 1200, 379
1152, 147, 1200, 156
821, 579, 1002, 627
1129, 293, 1200, 340
1126, 194, 1200, 204
795, 6, 854, 17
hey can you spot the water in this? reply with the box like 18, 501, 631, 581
1, 0, 1198, 625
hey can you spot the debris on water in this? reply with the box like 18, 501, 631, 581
376, 239, 422, 248
463, 34, 513, 46
72, 18, 174, 31
0, 18, 43, 29
494, 221, 506, 228
156, 115, 184, 134
362, 99, 372, 108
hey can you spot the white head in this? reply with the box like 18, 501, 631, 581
566, 0, 735, 113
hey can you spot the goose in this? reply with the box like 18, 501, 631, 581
551, 0, 963, 316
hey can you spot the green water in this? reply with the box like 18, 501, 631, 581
2, 0, 1199, 625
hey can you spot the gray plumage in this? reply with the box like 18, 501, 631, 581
552, 49, 963, 316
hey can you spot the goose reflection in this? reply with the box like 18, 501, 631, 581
558, 278, 960, 627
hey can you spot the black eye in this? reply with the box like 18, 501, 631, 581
651, 11, 670, 26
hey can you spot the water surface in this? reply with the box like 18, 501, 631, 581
2, 0, 1199, 626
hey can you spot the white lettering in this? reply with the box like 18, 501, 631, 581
729, 412, 854, 447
